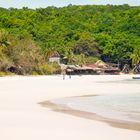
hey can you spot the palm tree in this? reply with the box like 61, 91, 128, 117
131, 46, 140, 65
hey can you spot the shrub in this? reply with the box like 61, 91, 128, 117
33, 63, 61, 75
0, 71, 15, 76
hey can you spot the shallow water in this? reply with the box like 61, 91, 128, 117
53, 79, 140, 123
98, 79, 140, 84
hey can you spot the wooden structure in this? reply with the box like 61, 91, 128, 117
49, 52, 60, 64
121, 64, 130, 74
87, 60, 120, 75
60, 60, 120, 75
132, 64, 140, 74
102, 63, 120, 74
66, 65, 97, 75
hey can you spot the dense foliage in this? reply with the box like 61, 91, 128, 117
0, 4, 140, 74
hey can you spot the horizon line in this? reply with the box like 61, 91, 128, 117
0, 3, 139, 10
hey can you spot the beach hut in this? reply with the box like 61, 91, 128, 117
86, 63, 102, 74
48, 52, 60, 64
87, 60, 120, 74
95, 60, 108, 68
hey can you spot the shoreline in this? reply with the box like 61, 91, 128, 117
39, 99, 140, 131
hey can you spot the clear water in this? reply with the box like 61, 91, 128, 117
53, 93, 140, 123
52, 79, 140, 123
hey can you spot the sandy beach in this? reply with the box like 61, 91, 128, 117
0, 75, 140, 140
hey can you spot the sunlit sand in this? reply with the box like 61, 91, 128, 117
0, 75, 140, 140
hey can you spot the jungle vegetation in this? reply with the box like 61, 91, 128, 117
0, 4, 140, 74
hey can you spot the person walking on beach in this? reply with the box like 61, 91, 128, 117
66, 68, 72, 79
62, 68, 66, 80
60, 64, 67, 80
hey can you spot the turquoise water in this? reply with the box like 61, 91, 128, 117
53, 93, 140, 123
52, 79, 140, 123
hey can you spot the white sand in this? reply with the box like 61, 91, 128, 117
0, 75, 140, 140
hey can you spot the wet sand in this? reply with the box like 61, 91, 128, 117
40, 100, 140, 131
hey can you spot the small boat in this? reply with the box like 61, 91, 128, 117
132, 77, 140, 79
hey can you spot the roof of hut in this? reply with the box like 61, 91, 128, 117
49, 51, 60, 58
86, 64, 97, 68
95, 60, 107, 67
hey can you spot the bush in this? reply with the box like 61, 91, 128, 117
0, 71, 15, 76
85, 57, 98, 64
31, 71, 39, 75
33, 63, 61, 75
